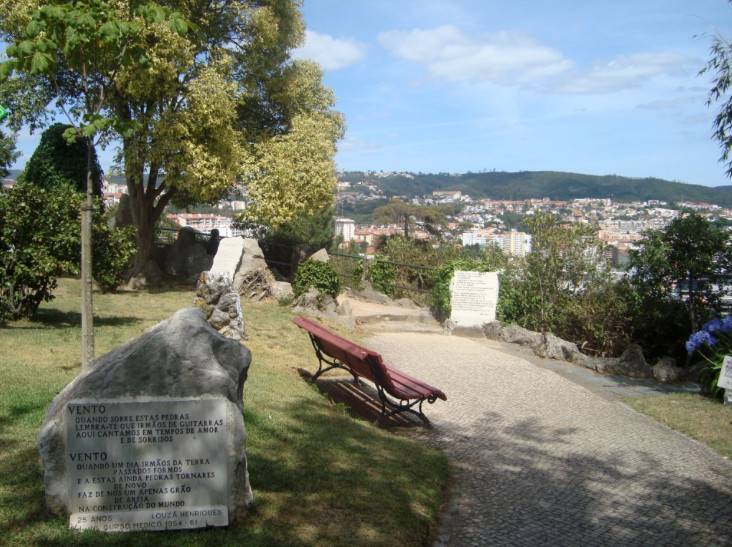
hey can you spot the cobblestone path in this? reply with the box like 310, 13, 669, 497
366, 333, 732, 547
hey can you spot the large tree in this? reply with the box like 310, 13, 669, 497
701, 34, 732, 177
0, 0, 343, 285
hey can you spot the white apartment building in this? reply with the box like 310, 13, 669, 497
335, 218, 356, 242
168, 213, 243, 237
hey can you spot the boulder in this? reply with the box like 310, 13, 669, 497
37, 308, 253, 521
595, 343, 653, 379
394, 297, 418, 309
195, 272, 246, 341
354, 282, 393, 305
336, 299, 353, 316
234, 238, 275, 300
292, 288, 338, 314
482, 321, 504, 341
270, 281, 294, 301
652, 356, 684, 383
164, 227, 213, 283
501, 324, 544, 349
309, 248, 330, 262
536, 333, 586, 364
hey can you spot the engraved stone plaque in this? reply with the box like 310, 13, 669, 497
718, 356, 732, 390
449, 270, 499, 328
65, 398, 229, 532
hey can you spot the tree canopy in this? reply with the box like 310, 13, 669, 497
0, 130, 18, 177
0, 0, 343, 280
22, 123, 102, 195
701, 35, 732, 178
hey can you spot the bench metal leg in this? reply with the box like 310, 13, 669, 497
375, 385, 435, 426
308, 335, 359, 384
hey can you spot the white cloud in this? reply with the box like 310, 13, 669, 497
378, 26, 697, 95
292, 30, 365, 71
378, 26, 573, 86
559, 52, 696, 94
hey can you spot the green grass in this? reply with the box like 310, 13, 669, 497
0, 279, 448, 546
625, 393, 732, 459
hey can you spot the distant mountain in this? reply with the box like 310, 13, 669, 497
339, 170, 732, 207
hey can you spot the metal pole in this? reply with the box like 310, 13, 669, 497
80, 137, 94, 370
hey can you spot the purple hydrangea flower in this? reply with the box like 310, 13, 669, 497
703, 318, 722, 333
685, 330, 719, 354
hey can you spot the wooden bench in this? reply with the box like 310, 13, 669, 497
293, 315, 446, 424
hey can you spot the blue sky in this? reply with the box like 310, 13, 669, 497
292, 0, 732, 186
6, 0, 732, 186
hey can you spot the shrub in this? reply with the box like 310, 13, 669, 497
93, 221, 136, 292
0, 183, 81, 321
293, 259, 341, 298
367, 256, 396, 296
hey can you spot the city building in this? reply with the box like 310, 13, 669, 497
167, 213, 244, 237
335, 218, 356, 242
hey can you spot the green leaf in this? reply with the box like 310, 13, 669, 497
30, 51, 50, 74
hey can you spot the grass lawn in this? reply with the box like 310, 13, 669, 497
625, 393, 732, 459
0, 278, 448, 546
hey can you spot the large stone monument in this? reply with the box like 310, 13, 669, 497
449, 270, 499, 329
37, 308, 253, 532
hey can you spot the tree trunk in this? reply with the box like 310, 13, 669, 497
124, 163, 172, 287
80, 138, 94, 370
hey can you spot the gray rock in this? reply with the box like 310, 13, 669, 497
652, 356, 684, 383
234, 238, 275, 300
482, 321, 503, 341
537, 333, 585, 364
164, 227, 213, 283
195, 273, 246, 341
501, 324, 544, 349
270, 281, 294, 300
37, 308, 253, 518
394, 297, 418, 309
595, 343, 653, 379
337, 299, 353, 316
309, 248, 330, 262
292, 288, 337, 313
355, 286, 393, 305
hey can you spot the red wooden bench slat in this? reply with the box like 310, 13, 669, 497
293, 315, 447, 404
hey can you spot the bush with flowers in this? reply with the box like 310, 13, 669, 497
685, 316, 732, 399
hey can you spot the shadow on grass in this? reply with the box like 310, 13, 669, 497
10, 309, 142, 330
297, 368, 424, 428
434, 407, 732, 546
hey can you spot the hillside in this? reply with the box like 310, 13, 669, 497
340, 171, 732, 207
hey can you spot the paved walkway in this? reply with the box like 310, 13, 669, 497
366, 332, 732, 547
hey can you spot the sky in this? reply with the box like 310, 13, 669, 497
6, 0, 732, 187
291, 0, 732, 186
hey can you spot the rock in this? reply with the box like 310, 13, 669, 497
595, 343, 653, 379
292, 288, 337, 313
164, 227, 213, 283
536, 333, 586, 364
195, 272, 246, 340
482, 321, 503, 341
501, 324, 544, 349
309, 248, 330, 262
270, 281, 294, 300
37, 308, 253, 519
394, 297, 418, 309
355, 284, 393, 305
653, 356, 684, 383
210, 237, 245, 280
337, 299, 352, 316
185, 244, 214, 284
234, 238, 275, 300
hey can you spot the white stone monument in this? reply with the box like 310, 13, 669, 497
719, 356, 732, 405
449, 270, 499, 328
209, 237, 245, 281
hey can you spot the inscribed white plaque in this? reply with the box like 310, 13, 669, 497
718, 356, 732, 390
209, 237, 244, 280
449, 270, 499, 328
66, 398, 228, 531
